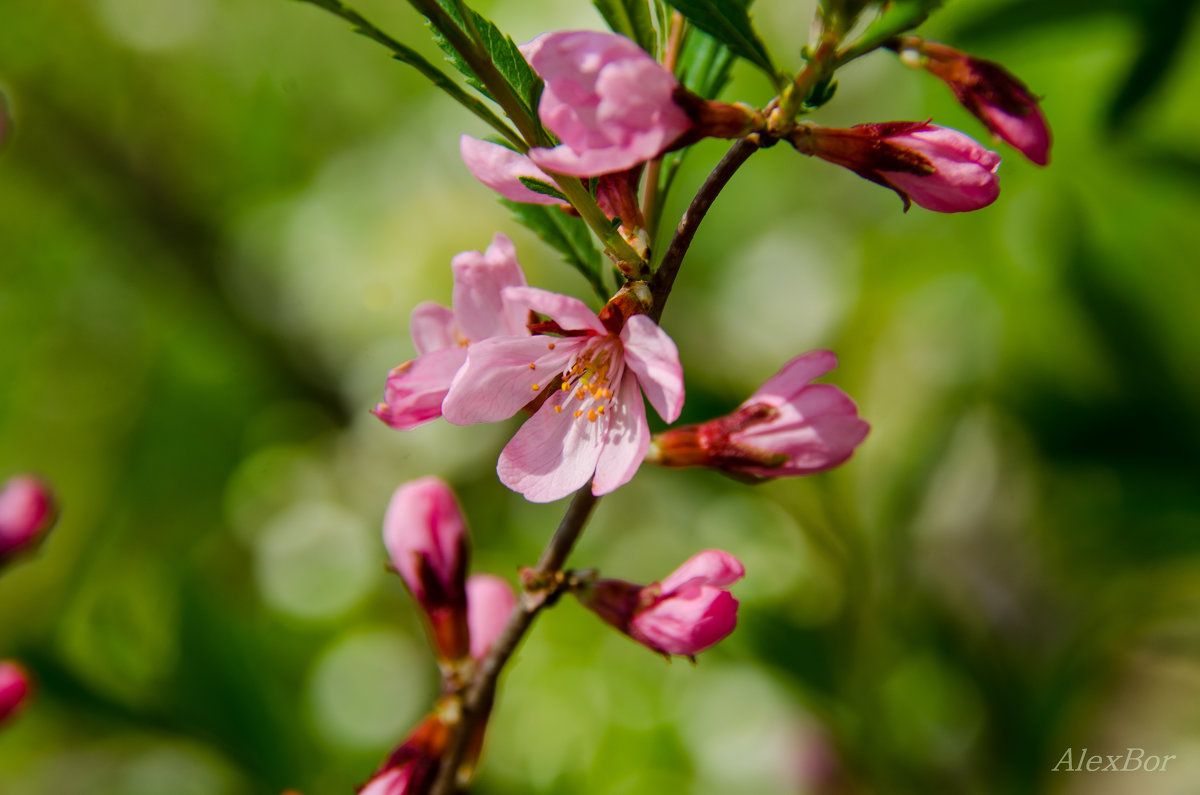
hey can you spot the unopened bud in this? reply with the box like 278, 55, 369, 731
359, 712, 450, 795
0, 661, 31, 726
790, 121, 1000, 213
0, 475, 56, 564
383, 478, 470, 662
576, 549, 744, 658
648, 351, 869, 480
891, 36, 1051, 166
465, 574, 516, 661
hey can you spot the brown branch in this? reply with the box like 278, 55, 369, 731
429, 486, 599, 795
649, 136, 760, 323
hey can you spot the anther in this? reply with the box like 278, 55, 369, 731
573, 410, 583, 418
547, 342, 556, 350
531, 383, 540, 391
587, 409, 597, 422
554, 405, 563, 413
528, 363, 536, 370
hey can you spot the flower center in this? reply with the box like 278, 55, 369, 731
552, 339, 620, 423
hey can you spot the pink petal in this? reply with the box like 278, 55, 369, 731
466, 574, 517, 660
659, 549, 746, 593
372, 346, 468, 431
459, 135, 564, 205
619, 314, 684, 422
409, 302, 457, 356
736, 384, 870, 476
884, 127, 1001, 213
441, 335, 577, 425
0, 660, 31, 724
591, 373, 650, 496
451, 232, 530, 341
359, 767, 412, 795
529, 143, 648, 179
631, 587, 739, 656
497, 388, 605, 503
382, 477, 468, 603
502, 286, 606, 335
748, 350, 838, 405
983, 105, 1051, 167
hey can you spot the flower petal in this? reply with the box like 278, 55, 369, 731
372, 346, 468, 430
736, 384, 870, 475
466, 574, 516, 660
631, 587, 739, 656
659, 549, 746, 593
619, 314, 684, 422
442, 335, 577, 425
591, 372, 650, 496
451, 233, 529, 341
497, 388, 605, 502
502, 286, 606, 335
409, 302, 457, 356
459, 135, 564, 205
748, 350, 838, 404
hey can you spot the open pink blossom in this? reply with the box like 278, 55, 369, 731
383, 477, 470, 661
0, 661, 31, 725
442, 285, 684, 502
894, 37, 1051, 166
648, 351, 869, 480
523, 30, 693, 177
577, 549, 744, 657
0, 475, 55, 564
466, 574, 516, 660
373, 234, 528, 430
791, 121, 1001, 212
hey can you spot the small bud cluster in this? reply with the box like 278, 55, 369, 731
0, 474, 58, 732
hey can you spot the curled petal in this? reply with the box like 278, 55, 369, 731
373, 347, 468, 431
659, 549, 746, 593
631, 587, 739, 656
620, 314, 684, 422
466, 574, 517, 660
748, 350, 839, 405
409, 302, 458, 356
459, 135, 563, 205
451, 232, 529, 341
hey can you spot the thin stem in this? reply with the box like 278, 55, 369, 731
650, 136, 759, 323
549, 173, 649, 280
429, 487, 600, 795
642, 11, 688, 241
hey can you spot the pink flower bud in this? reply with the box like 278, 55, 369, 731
577, 549, 744, 657
791, 121, 1001, 212
465, 574, 516, 661
0, 475, 56, 564
383, 477, 470, 661
0, 660, 32, 725
359, 712, 449, 795
648, 351, 869, 480
894, 37, 1051, 166
524, 31, 693, 177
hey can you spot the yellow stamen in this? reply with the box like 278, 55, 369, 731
531, 383, 540, 391
547, 342, 556, 350
597, 406, 604, 415
528, 363, 536, 370
554, 405, 562, 413
573, 410, 583, 418
587, 409, 597, 422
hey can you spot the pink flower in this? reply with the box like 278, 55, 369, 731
0, 661, 31, 725
0, 475, 56, 564
383, 477, 470, 661
577, 549, 744, 657
459, 136, 562, 205
791, 121, 1001, 212
894, 37, 1051, 166
523, 31, 693, 177
441, 284, 684, 502
648, 351, 869, 480
359, 713, 449, 795
466, 574, 516, 660
373, 234, 528, 430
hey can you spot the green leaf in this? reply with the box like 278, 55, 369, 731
593, 0, 658, 54
675, 23, 737, 99
426, 0, 543, 120
501, 200, 608, 299
517, 177, 569, 202
662, 0, 775, 80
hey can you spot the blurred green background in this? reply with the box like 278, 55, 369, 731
2, 1, 1199, 793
